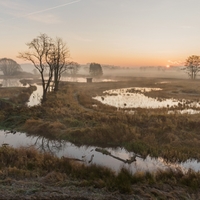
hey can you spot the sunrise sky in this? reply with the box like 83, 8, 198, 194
0, 0, 200, 67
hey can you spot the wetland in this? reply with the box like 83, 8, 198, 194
1, 76, 200, 199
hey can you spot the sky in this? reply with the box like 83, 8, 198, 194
0, 0, 200, 67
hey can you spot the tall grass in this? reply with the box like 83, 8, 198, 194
1, 145, 200, 194
1, 78, 200, 162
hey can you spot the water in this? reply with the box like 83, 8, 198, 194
1, 130, 199, 174
61, 77, 116, 82
26, 77, 115, 106
0, 78, 42, 106
1, 81, 200, 173
27, 84, 43, 107
93, 87, 200, 110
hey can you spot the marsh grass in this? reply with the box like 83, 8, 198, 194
1, 77, 200, 197
1, 78, 200, 162
1, 146, 200, 194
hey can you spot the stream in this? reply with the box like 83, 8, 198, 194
1, 131, 200, 174
1, 79, 200, 174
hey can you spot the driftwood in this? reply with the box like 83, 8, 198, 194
95, 148, 137, 164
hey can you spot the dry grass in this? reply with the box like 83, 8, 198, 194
2, 77, 200, 197
1, 77, 200, 162
1, 145, 200, 194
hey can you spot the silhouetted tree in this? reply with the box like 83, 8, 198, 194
183, 55, 200, 79
50, 38, 78, 91
18, 33, 77, 102
0, 58, 22, 76
18, 33, 54, 103
89, 63, 103, 77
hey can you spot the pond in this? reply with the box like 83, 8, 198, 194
1, 130, 200, 174
93, 87, 200, 113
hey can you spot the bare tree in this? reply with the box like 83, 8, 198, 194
183, 55, 200, 79
50, 37, 69, 91
0, 58, 22, 76
19, 33, 78, 101
50, 38, 79, 91
18, 33, 55, 103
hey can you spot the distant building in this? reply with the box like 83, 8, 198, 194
86, 77, 93, 83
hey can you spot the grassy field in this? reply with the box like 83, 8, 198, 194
1, 77, 200, 161
1, 76, 200, 197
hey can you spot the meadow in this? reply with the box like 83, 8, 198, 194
1, 76, 200, 198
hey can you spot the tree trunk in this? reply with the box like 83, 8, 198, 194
53, 70, 59, 92
42, 89, 47, 103
54, 80, 59, 92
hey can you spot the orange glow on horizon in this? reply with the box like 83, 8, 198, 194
6, 51, 185, 67
72, 53, 176, 67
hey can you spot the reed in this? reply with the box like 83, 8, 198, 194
1, 78, 200, 163
1, 145, 200, 194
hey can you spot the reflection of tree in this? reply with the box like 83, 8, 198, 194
2, 79, 22, 87
28, 135, 65, 155
95, 148, 143, 164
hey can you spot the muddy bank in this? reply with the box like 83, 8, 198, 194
0, 177, 199, 199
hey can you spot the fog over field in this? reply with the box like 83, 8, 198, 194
101, 67, 188, 79
21, 63, 189, 79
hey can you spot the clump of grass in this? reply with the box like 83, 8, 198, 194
16, 92, 30, 104
23, 119, 65, 138
180, 169, 200, 191
110, 168, 133, 193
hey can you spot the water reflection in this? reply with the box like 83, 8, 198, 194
1, 130, 200, 174
93, 87, 200, 109
0, 79, 23, 87
61, 77, 87, 82
61, 77, 116, 83
29, 135, 65, 155
27, 84, 43, 107
0, 78, 42, 106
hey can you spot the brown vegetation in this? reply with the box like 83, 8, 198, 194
1, 77, 200, 198
0, 145, 200, 199
1, 78, 200, 161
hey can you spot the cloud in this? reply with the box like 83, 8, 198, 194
0, 1, 23, 10
0, 0, 81, 24
27, 14, 61, 24
24, 0, 81, 17
168, 60, 184, 65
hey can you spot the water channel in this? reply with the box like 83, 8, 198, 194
1, 130, 200, 174
1, 79, 200, 174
